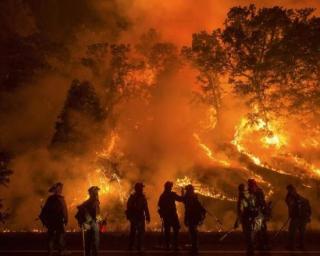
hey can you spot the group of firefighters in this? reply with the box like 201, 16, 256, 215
39, 179, 311, 256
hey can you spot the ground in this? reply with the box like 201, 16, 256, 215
1, 231, 320, 255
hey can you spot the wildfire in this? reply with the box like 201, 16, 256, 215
200, 107, 217, 130
88, 168, 111, 195
69, 131, 127, 209
98, 131, 120, 158
193, 133, 230, 167
291, 154, 320, 179
232, 115, 291, 174
233, 116, 287, 151
175, 176, 236, 202
232, 112, 320, 182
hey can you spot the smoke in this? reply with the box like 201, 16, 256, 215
1, 0, 320, 231
121, 0, 320, 45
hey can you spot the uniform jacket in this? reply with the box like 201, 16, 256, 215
41, 194, 68, 228
183, 193, 206, 226
126, 192, 150, 222
158, 191, 183, 218
81, 197, 100, 222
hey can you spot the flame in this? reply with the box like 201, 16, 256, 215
69, 132, 127, 209
233, 116, 287, 151
291, 154, 320, 178
232, 114, 289, 174
232, 110, 320, 181
200, 107, 217, 130
175, 176, 236, 201
98, 131, 119, 158
193, 133, 230, 167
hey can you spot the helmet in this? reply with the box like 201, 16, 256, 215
185, 184, 194, 193
164, 181, 173, 190
286, 184, 296, 192
248, 179, 257, 187
88, 186, 100, 194
48, 182, 63, 193
134, 182, 144, 192
238, 183, 245, 192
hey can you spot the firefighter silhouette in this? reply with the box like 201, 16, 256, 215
285, 184, 311, 250
248, 179, 270, 250
158, 181, 183, 250
183, 184, 206, 254
76, 186, 101, 256
39, 182, 68, 256
235, 183, 256, 255
126, 182, 150, 251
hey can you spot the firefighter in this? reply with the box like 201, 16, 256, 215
285, 184, 311, 250
126, 182, 150, 251
158, 181, 183, 250
235, 183, 256, 256
39, 182, 68, 256
248, 179, 270, 250
78, 186, 101, 256
183, 184, 206, 254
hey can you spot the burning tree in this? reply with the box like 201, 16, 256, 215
274, 9, 320, 125
182, 30, 226, 124
222, 5, 320, 125
51, 80, 106, 155
137, 28, 180, 76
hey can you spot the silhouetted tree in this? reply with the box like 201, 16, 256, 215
182, 30, 226, 122
274, 9, 320, 124
221, 5, 320, 126
0, 0, 129, 91
137, 29, 180, 76
81, 42, 109, 76
50, 80, 106, 154
222, 5, 293, 123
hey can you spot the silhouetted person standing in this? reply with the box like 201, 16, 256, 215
126, 182, 150, 251
183, 184, 206, 254
158, 181, 183, 250
285, 184, 311, 250
40, 182, 68, 256
78, 186, 101, 256
248, 179, 269, 250
235, 183, 256, 256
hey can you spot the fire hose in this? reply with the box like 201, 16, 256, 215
204, 208, 224, 232
219, 227, 237, 242
271, 217, 290, 243
219, 218, 239, 242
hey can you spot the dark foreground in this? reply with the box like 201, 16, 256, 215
1, 231, 320, 255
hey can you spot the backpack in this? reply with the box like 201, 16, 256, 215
297, 197, 311, 221
39, 195, 63, 228
126, 194, 146, 220
39, 204, 50, 228
196, 203, 206, 225
75, 204, 91, 227
185, 196, 206, 226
